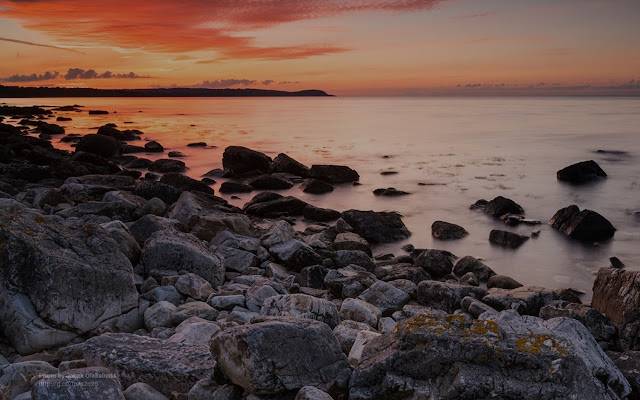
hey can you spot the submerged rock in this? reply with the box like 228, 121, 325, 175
557, 160, 607, 184
303, 179, 334, 194
473, 195, 525, 218
309, 164, 359, 184
489, 229, 530, 249
551, 205, 616, 242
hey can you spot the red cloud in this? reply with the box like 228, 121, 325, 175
0, 0, 440, 59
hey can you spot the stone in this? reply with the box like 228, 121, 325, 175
349, 311, 630, 400
551, 205, 616, 242
348, 330, 381, 367
222, 146, 272, 176
487, 274, 523, 289
339, 298, 381, 328
75, 134, 120, 158
489, 229, 530, 248
168, 317, 220, 347
474, 195, 525, 218
417, 280, 486, 313
261, 220, 296, 247
209, 295, 246, 310
269, 239, 322, 271
332, 320, 375, 354
159, 173, 213, 195
372, 187, 410, 197
453, 256, 496, 281
461, 296, 497, 318
341, 210, 410, 243
143, 285, 182, 305
303, 204, 341, 222
213, 245, 259, 273
261, 294, 340, 328
148, 159, 186, 173
271, 153, 310, 177
63, 333, 214, 396
309, 164, 359, 183
144, 141, 164, 153
172, 301, 218, 324
133, 181, 182, 205
0, 360, 57, 399
0, 200, 138, 354
297, 265, 328, 289
141, 230, 224, 287
557, 160, 607, 184
482, 286, 559, 316
248, 174, 294, 190
124, 382, 168, 400
333, 250, 375, 271
174, 273, 214, 301
431, 220, 468, 240
324, 266, 377, 298
144, 301, 177, 329
219, 181, 253, 194
31, 367, 125, 400
245, 283, 282, 313
608, 351, 640, 400
303, 179, 334, 194
358, 280, 409, 316
333, 232, 370, 255
373, 263, 428, 283
211, 318, 351, 394
101, 220, 142, 264
540, 302, 615, 343
129, 215, 184, 245
245, 195, 308, 217
295, 386, 334, 400
414, 249, 456, 279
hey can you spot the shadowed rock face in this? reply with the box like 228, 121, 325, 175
550, 205, 616, 242
0, 199, 138, 354
341, 210, 410, 244
211, 318, 351, 395
222, 146, 272, 176
349, 311, 630, 400
557, 160, 607, 184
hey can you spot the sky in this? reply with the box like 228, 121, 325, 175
0, 0, 639, 95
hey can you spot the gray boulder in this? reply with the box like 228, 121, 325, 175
0, 360, 57, 399
129, 215, 184, 245
124, 382, 168, 400
453, 256, 496, 282
414, 249, 456, 279
482, 286, 559, 316
358, 280, 409, 316
174, 273, 214, 301
324, 266, 377, 298
211, 318, 351, 395
417, 280, 486, 313
269, 239, 322, 271
339, 298, 381, 328
31, 367, 126, 400
261, 294, 340, 328
431, 220, 468, 240
295, 386, 334, 400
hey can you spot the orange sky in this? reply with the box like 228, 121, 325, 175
0, 0, 639, 95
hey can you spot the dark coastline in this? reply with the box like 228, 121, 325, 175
0, 85, 332, 98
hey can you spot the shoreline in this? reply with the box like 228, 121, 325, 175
1, 103, 639, 399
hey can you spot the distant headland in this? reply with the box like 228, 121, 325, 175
0, 85, 332, 98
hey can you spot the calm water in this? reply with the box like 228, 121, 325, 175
4, 97, 640, 297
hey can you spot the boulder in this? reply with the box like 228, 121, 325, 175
0, 360, 57, 399
271, 153, 310, 177
488, 274, 523, 289
261, 294, 340, 328
333, 250, 375, 271
31, 367, 125, 400
222, 146, 272, 176
482, 286, 559, 316
551, 205, 616, 242
373, 263, 428, 284
63, 333, 215, 396
474, 195, 525, 218
332, 320, 375, 354
489, 229, 530, 249
174, 273, 214, 301
358, 280, 410, 316
213, 245, 259, 273
453, 256, 496, 282
211, 318, 351, 395
303, 179, 334, 194
309, 164, 359, 183
414, 249, 456, 279
295, 386, 334, 400
333, 232, 370, 255
245, 195, 308, 217
372, 187, 410, 197
144, 140, 164, 153
123, 382, 168, 400
148, 159, 186, 173
144, 301, 177, 329
339, 298, 381, 328
269, 239, 322, 271
417, 280, 486, 313
172, 302, 218, 325
431, 220, 468, 240
219, 181, 253, 194
341, 210, 410, 243
324, 266, 377, 298
75, 134, 120, 158
608, 351, 640, 400
159, 173, 213, 195
557, 160, 607, 184
141, 230, 224, 287
297, 265, 328, 289
248, 174, 294, 190
303, 204, 341, 222
129, 215, 183, 245
133, 181, 182, 204
0, 199, 138, 354
540, 302, 615, 343
349, 310, 630, 400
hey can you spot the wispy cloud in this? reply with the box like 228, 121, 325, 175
0, 70, 59, 82
63, 68, 147, 80
0, 0, 441, 60
0, 35, 84, 54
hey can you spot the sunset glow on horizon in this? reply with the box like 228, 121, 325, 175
1, 0, 639, 95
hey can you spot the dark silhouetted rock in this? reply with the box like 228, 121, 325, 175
487, 274, 523, 289
303, 179, 334, 194
148, 158, 186, 173
222, 146, 272, 176
220, 181, 253, 194
341, 210, 410, 243
88, 110, 109, 115
303, 204, 341, 222
309, 164, 359, 184
453, 256, 496, 281
245, 195, 308, 217
372, 187, 410, 196
133, 180, 182, 204
187, 142, 207, 147
550, 205, 616, 242
414, 249, 456, 279
75, 134, 121, 158
159, 173, 213, 195
145, 140, 164, 153
431, 220, 468, 240
271, 153, 310, 177
557, 160, 607, 184
478, 196, 525, 218
489, 229, 529, 249
248, 174, 294, 190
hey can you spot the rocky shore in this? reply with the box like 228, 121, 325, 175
1, 104, 639, 399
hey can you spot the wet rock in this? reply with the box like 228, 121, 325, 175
36, 121, 65, 135
211, 318, 351, 395
261, 294, 340, 328
550, 205, 616, 242
220, 181, 253, 194
333, 250, 375, 271
557, 160, 607, 184
487, 274, 523, 289
414, 249, 456, 279
148, 159, 186, 173
248, 174, 294, 190
303, 204, 341, 222
417, 280, 486, 313
89, 110, 109, 115
222, 146, 272, 176
144, 141, 164, 153
324, 266, 377, 298
303, 179, 334, 194
358, 280, 409, 316
159, 173, 213, 195
610, 256, 626, 269
373, 263, 428, 283
0, 199, 138, 354
473, 195, 525, 218
540, 302, 615, 343
123, 382, 168, 400
141, 230, 224, 287
30, 366, 125, 400
63, 333, 214, 396
269, 239, 322, 271
76, 134, 121, 158
271, 153, 310, 177
349, 311, 630, 400
372, 187, 410, 196
482, 286, 559, 316
453, 256, 496, 282
341, 209, 410, 243
431, 220, 468, 240
489, 229, 530, 249
309, 164, 359, 184
97, 124, 142, 141
245, 194, 308, 217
